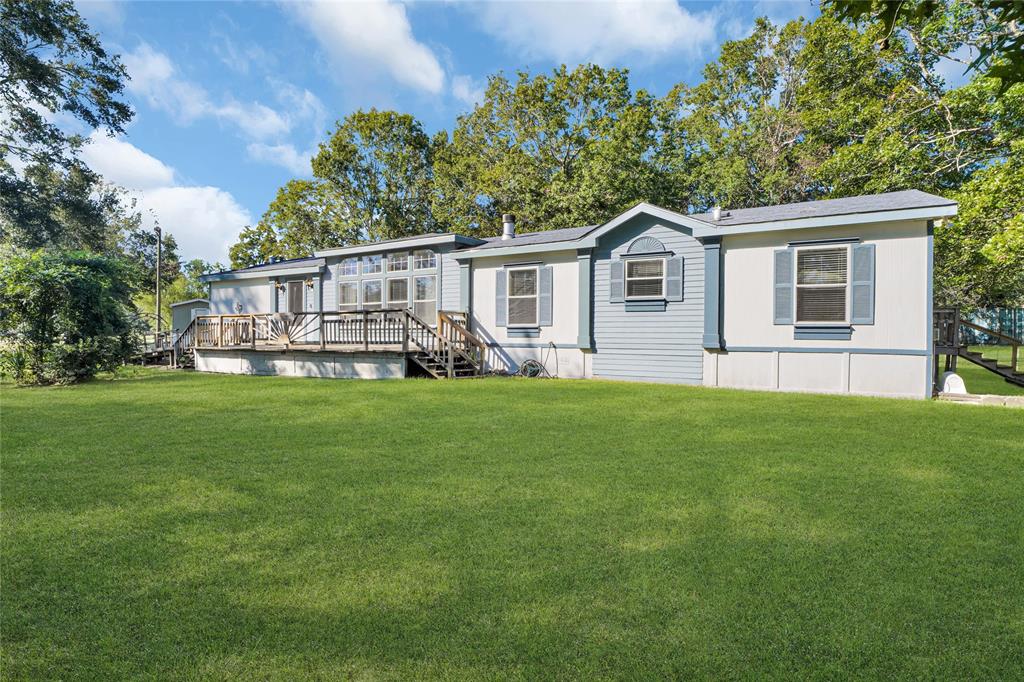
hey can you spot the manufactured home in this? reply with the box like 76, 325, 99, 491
185, 190, 959, 398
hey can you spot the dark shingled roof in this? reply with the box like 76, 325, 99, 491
202, 256, 324, 279
475, 224, 597, 249
690, 190, 955, 226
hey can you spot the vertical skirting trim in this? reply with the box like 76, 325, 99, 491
701, 237, 723, 349
925, 220, 935, 397
771, 350, 780, 389
459, 262, 472, 315
842, 352, 851, 392
577, 249, 593, 349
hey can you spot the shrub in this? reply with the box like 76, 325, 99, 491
0, 247, 140, 385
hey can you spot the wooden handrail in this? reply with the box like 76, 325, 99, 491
958, 319, 1022, 346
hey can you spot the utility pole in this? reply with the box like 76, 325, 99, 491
155, 224, 162, 338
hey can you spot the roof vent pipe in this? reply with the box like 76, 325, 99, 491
712, 206, 722, 221
502, 213, 516, 240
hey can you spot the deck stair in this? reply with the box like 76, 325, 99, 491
934, 308, 1024, 388
170, 308, 487, 379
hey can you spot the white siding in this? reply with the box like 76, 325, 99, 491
209, 279, 272, 314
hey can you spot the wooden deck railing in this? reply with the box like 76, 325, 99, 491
177, 309, 485, 378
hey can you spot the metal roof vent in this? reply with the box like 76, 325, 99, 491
502, 213, 516, 240
712, 206, 722, 221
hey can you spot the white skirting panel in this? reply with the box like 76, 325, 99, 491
703, 350, 929, 399
194, 350, 406, 379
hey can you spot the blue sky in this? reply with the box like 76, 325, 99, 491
75, 0, 822, 263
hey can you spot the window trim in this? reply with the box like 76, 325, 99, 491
386, 251, 409, 273
506, 265, 539, 328
387, 277, 410, 309
624, 257, 666, 301
361, 278, 383, 308
339, 257, 359, 278
413, 249, 437, 270
362, 254, 383, 276
413, 274, 437, 323
794, 244, 850, 325
338, 281, 359, 311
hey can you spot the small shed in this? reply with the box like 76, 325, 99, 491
170, 298, 210, 335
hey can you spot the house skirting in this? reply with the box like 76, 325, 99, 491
702, 349, 930, 399
194, 348, 406, 379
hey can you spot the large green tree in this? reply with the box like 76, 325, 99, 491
432, 64, 672, 235
1, 0, 132, 250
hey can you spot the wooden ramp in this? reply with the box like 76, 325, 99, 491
934, 308, 1024, 389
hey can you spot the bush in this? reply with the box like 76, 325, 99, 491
0, 247, 141, 385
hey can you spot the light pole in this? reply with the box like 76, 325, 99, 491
155, 224, 162, 338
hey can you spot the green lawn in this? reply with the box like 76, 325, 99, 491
937, 348, 1024, 396
3, 371, 1023, 680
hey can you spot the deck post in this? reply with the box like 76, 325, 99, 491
251, 315, 256, 349
402, 312, 409, 353
218, 315, 224, 347
446, 340, 454, 379
320, 312, 326, 350
363, 310, 369, 351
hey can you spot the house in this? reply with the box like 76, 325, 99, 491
190, 190, 958, 398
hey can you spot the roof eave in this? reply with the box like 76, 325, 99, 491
702, 204, 958, 236
200, 260, 325, 282
313, 234, 485, 258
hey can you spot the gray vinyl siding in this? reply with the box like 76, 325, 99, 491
322, 259, 337, 310
440, 250, 462, 311
591, 215, 705, 384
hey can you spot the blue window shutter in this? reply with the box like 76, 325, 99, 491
773, 248, 794, 325
539, 266, 553, 326
851, 243, 875, 324
610, 260, 624, 303
666, 256, 684, 302
495, 269, 507, 327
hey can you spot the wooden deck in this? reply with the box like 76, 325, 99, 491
176, 309, 489, 379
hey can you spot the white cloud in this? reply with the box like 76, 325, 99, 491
75, 0, 125, 28
83, 133, 251, 262
80, 132, 176, 189
469, 0, 717, 63
247, 142, 313, 176
452, 74, 486, 108
286, 0, 445, 94
138, 186, 252, 264
122, 43, 290, 140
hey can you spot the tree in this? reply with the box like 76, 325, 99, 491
935, 145, 1024, 307
1, 0, 132, 249
259, 179, 360, 258
0, 246, 139, 385
311, 109, 435, 241
229, 223, 282, 269
120, 222, 182, 293
824, 0, 1024, 91
433, 65, 669, 235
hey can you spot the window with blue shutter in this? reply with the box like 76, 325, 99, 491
850, 243, 875, 324
609, 260, 624, 303
666, 257, 684, 302
538, 266, 553, 326
773, 248, 794, 325
495, 269, 507, 327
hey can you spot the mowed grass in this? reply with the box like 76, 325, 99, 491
2, 370, 1023, 680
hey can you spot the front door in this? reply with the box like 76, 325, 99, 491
287, 281, 304, 313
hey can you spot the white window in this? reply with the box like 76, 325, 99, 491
507, 266, 538, 327
413, 275, 437, 322
414, 249, 436, 269
625, 258, 665, 299
362, 279, 382, 309
338, 281, 358, 311
796, 246, 848, 323
362, 254, 382, 275
387, 252, 409, 272
339, 257, 358, 277
387, 278, 409, 308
